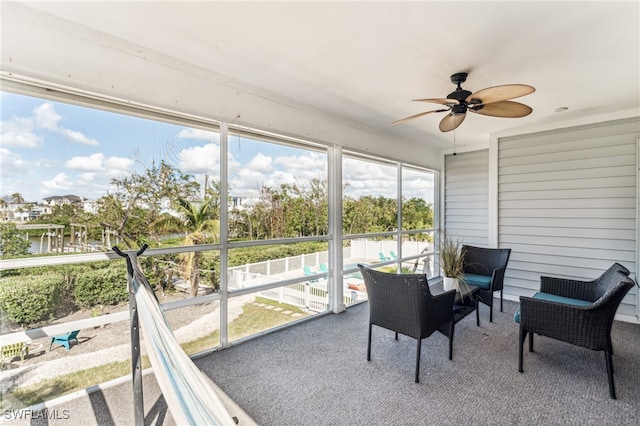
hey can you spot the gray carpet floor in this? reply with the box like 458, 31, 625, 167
199, 300, 640, 426
17, 300, 640, 425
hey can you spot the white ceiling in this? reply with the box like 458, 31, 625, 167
17, 1, 640, 150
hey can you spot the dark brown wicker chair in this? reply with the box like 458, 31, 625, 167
461, 245, 511, 322
358, 264, 456, 383
516, 263, 635, 399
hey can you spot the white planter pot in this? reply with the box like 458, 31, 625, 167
443, 276, 459, 292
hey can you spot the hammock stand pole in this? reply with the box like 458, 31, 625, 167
114, 244, 148, 426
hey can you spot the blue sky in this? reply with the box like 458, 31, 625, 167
1, 91, 433, 204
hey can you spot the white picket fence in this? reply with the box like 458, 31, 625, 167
228, 239, 433, 312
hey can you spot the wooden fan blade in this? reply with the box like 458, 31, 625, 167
466, 84, 535, 105
390, 109, 447, 126
412, 98, 460, 106
439, 113, 466, 132
470, 101, 533, 118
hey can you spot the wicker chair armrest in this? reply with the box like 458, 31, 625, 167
519, 296, 612, 350
489, 265, 508, 290
539, 275, 594, 300
425, 288, 456, 330
430, 288, 456, 311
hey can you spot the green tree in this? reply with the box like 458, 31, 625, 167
0, 223, 31, 258
0, 199, 7, 220
203, 177, 225, 221
11, 193, 25, 204
151, 196, 219, 296
402, 197, 433, 238
97, 160, 200, 247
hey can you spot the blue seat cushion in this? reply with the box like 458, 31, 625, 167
462, 273, 492, 289
513, 292, 592, 323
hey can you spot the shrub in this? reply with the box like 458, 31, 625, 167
74, 265, 129, 309
0, 223, 31, 259
0, 274, 66, 327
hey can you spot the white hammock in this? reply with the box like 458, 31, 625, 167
126, 252, 237, 425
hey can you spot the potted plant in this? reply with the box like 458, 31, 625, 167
438, 237, 466, 292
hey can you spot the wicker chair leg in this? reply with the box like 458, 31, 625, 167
395, 332, 398, 340
448, 321, 455, 360
518, 329, 527, 373
500, 289, 504, 312
489, 299, 494, 323
367, 323, 372, 361
529, 332, 534, 352
415, 339, 421, 383
605, 350, 616, 399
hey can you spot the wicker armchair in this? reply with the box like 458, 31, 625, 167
516, 263, 635, 399
358, 264, 456, 383
461, 245, 511, 322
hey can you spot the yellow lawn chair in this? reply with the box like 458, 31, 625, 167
1, 341, 30, 368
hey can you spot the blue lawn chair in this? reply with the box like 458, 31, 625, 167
50, 330, 80, 351
303, 266, 319, 282
379, 252, 389, 262
389, 251, 397, 259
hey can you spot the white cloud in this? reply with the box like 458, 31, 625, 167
78, 172, 97, 182
227, 152, 242, 174
1, 103, 99, 149
64, 153, 133, 172
343, 158, 397, 198
178, 143, 220, 173
229, 152, 328, 195
272, 152, 326, 183
230, 168, 267, 194
0, 116, 42, 148
104, 156, 134, 171
41, 173, 74, 193
32, 102, 100, 146
33, 103, 61, 130
65, 153, 106, 171
33, 157, 56, 168
246, 152, 273, 172
58, 128, 99, 146
178, 128, 220, 142
263, 170, 297, 187
229, 152, 276, 194
0, 148, 28, 174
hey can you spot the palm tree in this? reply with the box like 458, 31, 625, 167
0, 199, 7, 220
152, 196, 219, 297
11, 193, 25, 204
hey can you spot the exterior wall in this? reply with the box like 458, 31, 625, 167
444, 149, 489, 247
497, 118, 640, 321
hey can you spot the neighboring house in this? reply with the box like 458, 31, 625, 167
83, 199, 99, 214
1, 195, 86, 222
3, 202, 43, 222
43, 195, 86, 208
231, 193, 260, 210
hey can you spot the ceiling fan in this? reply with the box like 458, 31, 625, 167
391, 72, 535, 132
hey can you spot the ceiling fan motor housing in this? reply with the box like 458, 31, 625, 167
451, 104, 467, 115
448, 72, 472, 114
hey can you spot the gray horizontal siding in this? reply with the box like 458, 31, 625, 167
498, 118, 639, 320
445, 150, 489, 247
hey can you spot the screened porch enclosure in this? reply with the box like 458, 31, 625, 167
1, 1, 640, 420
